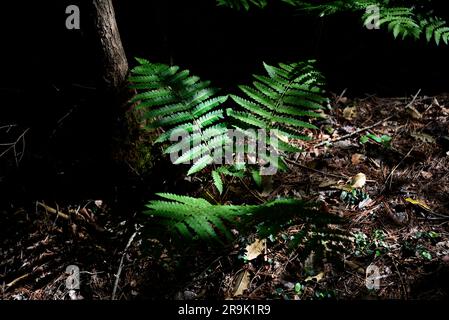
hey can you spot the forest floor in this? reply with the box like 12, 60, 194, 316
1, 92, 449, 300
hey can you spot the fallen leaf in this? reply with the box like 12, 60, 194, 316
404, 197, 431, 211
245, 239, 266, 261
350, 173, 366, 189
411, 132, 436, 144
304, 272, 325, 283
406, 106, 422, 119
233, 270, 250, 297
343, 106, 357, 120
351, 153, 366, 165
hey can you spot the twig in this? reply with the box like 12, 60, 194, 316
36, 202, 70, 220
284, 158, 350, 180
335, 88, 348, 105
0, 128, 29, 165
239, 177, 265, 203
404, 89, 422, 109
381, 147, 414, 194
112, 229, 138, 300
6, 273, 30, 289
389, 256, 408, 299
314, 116, 393, 147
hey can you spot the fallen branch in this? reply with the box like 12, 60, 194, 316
112, 229, 138, 300
314, 116, 393, 147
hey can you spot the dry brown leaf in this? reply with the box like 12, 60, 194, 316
406, 106, 422, 119
304, 271, 325, 283
245, 239, 266, 261
343, 106, 357, 120
233, 270, 250, 297
350, 173, 366, 189
351, 153, 366, 165
411, 132, 435, 144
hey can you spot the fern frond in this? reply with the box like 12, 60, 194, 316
145, 193, 350, 255
216, 0, 268, 11
292, 1, 449, 45
129, 59, 231, 176
228, 60, 326, 172
421, 17, 449, 45
212, 170, 224, 194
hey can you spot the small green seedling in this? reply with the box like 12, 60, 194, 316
360, 133, 392, 148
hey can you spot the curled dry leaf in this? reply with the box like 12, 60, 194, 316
343, 106, 357, 120
350, 173, 366, 189
406, 106, 422, 119
233, 270, 250, 297
304, 271, 325, 283
245, 238, 266, 261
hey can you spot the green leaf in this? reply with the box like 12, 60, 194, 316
294, 283, 303, 294
188, 154, 214, 175
212, 170, 224, 194
251, 169, 262, 188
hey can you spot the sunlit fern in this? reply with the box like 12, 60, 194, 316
227, 60, 327, 174
129, 58, 231, 176
145, 193, 350, 259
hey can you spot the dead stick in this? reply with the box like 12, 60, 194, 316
36, 202, 69, 220
112, 230, 138, 300
404, 89, 422, 109
314, 116, 393, 147
381, 146, 414, 194
6, 273, 30, 288
285, 158, 350, 180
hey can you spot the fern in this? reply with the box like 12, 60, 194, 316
216, 0, 268, 10
420, 16, 449, 45
145, 193, 350, 257
278, 1, 449, 45
129, 58, 231, 176
228, 61, 327, 172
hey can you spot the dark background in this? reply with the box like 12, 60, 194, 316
1, 0, 448, 201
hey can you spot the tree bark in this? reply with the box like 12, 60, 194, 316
91, 0, 129, 92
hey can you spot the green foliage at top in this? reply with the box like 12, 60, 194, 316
217, 0, 449, 45
129, 58, 231, 176
216, 0, 268, 10
145, 193, 350, 258
291, 1, 449, 45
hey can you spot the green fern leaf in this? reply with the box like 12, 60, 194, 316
212, 170, 224, 194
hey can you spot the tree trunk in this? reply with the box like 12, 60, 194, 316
91, 0, 129, 92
